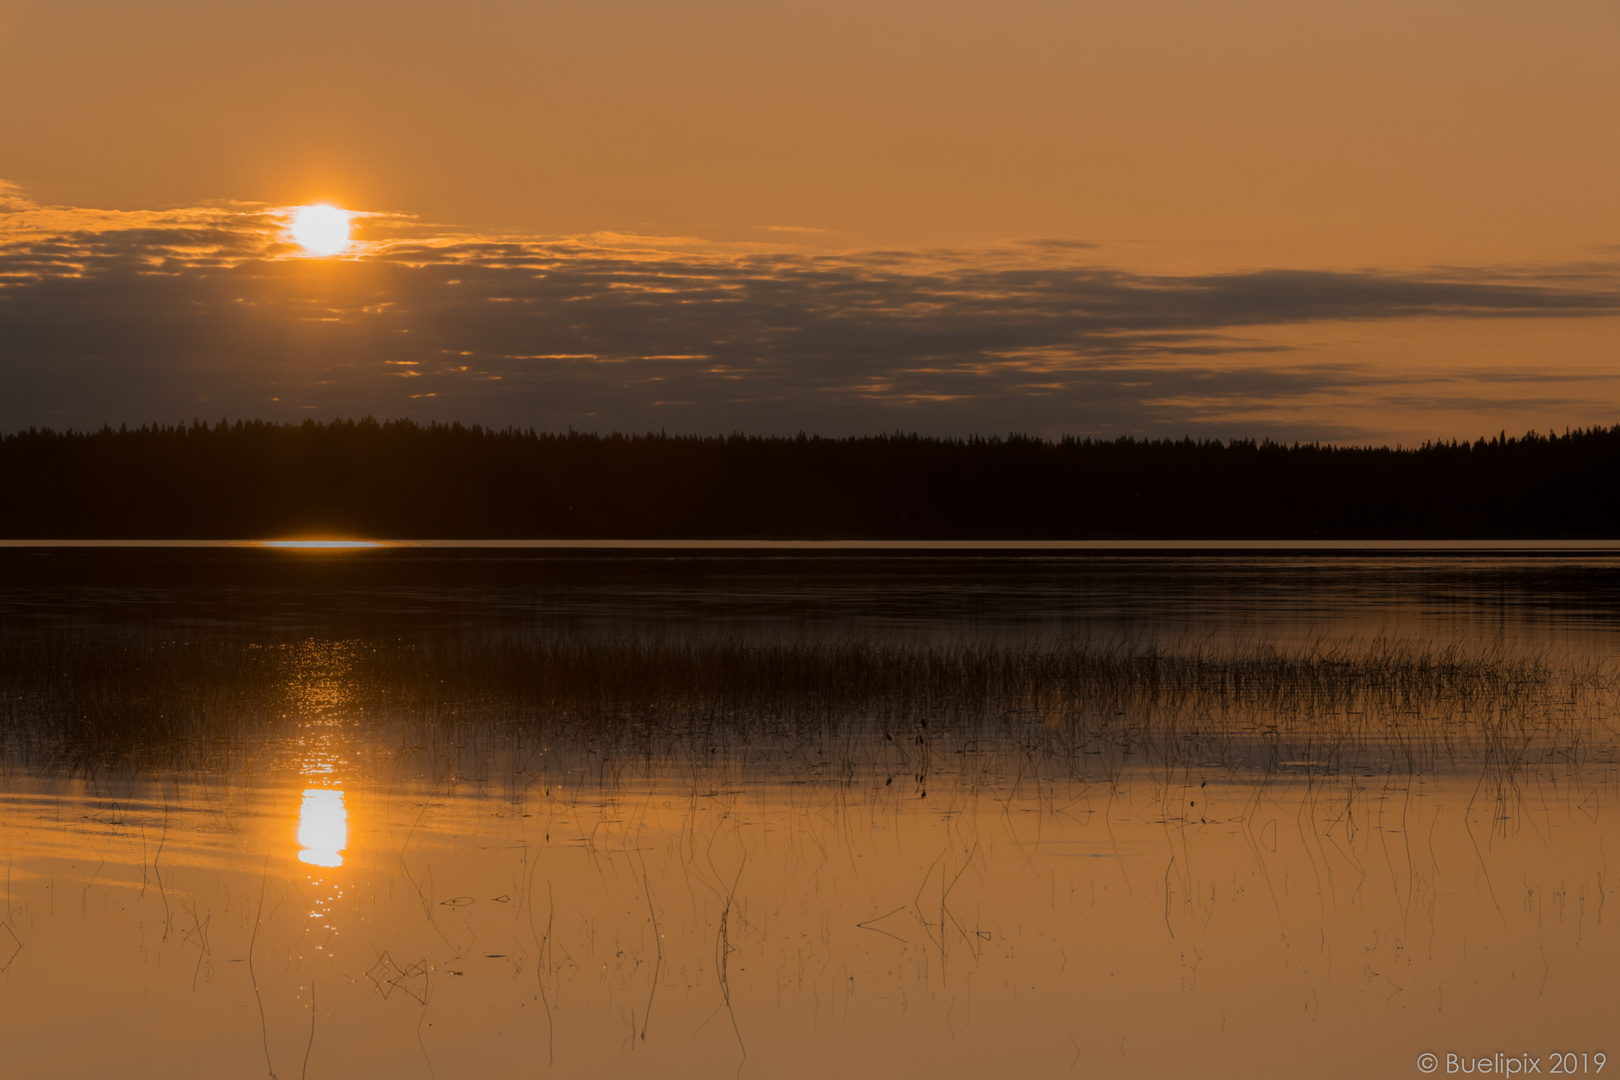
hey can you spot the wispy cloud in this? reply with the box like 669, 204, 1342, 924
1, 188, 1616, 439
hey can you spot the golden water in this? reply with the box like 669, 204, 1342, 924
1, 751, 1612, 1079
5, 549, 1620, 1077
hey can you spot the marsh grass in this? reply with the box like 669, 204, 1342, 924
2, 632, 1614, 786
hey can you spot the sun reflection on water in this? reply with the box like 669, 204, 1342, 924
290, 644, 353, 866
297, 788, 347, 867
262, 540, 382, 550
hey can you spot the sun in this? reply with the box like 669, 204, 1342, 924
289, 204, 353, 256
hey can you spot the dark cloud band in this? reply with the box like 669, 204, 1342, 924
1, 197, 1615, 437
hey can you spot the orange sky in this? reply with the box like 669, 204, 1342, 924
0, 0, 1616, 441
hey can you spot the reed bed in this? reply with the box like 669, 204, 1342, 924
0, 632, 1614, 782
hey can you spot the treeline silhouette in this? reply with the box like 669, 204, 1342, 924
3, 419, 1618, 539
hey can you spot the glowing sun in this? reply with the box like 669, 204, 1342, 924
290, 204, 353, 256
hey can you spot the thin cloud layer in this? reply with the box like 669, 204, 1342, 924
1, 189, 1616, 439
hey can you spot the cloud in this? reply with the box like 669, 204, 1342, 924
1, 188, 1616, 439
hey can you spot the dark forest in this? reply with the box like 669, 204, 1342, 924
3, 419, 1616, 539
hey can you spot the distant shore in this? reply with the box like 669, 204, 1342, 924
6, 418, 1619, 540
8, 539, 1620, 551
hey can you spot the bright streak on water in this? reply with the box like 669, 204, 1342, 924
261, 540, 383, 549
297, 788, 347, 867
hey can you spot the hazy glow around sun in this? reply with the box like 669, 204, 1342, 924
290, 204, 353, 256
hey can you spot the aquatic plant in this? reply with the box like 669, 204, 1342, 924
2, 632, 1612, 784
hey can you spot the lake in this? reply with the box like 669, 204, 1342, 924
1, 546, 1615, 1078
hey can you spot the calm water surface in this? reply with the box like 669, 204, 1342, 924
8, 546, 1620, 648
1, 549, 1616, 1078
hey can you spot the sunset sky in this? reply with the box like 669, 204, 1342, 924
1, 0, 1616, 443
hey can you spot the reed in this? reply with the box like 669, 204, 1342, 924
2, 631, 1612, 783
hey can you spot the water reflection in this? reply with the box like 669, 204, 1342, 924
260, 540, 384, 550
289, 641, 354, 869
18, 551, 1620, 656
3, 554, 1619, 1077
297, 788, 347, 867
0, 754, 1612, 1080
